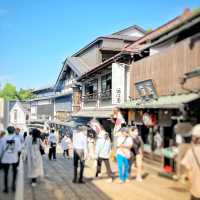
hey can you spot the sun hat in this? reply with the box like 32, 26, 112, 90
192, 124, 200, 138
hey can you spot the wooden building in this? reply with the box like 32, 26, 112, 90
119, 9, 200, 172
74, 25, 146, 132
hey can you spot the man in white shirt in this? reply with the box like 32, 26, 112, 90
72, 126, 88, 183
15, 127, 24, 165
181, 124, 200, 200
48, 129, 57, 160
0, 126, 21, 193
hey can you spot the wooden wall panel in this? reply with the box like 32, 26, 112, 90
130, 37, 200, 98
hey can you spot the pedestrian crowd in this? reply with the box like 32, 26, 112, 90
0, 123, 200, 200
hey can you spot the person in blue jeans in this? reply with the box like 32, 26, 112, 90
116, 127, 133, 183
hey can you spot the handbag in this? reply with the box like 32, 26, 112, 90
40, 145, 45, 155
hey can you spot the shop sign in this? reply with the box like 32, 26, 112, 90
112, 63, 125, 104
135, 79, 157, 100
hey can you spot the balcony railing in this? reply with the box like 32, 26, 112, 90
82, 89, 112, 103
100, 89, 112, 100
82, 92, 98, 102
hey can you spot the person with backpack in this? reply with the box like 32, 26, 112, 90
0, 126, 21, 193
95, 130, 113, 182
181, 124, 200, 200
116, 127, 133, 183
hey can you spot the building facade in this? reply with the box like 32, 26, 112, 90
119, 10, 200, 172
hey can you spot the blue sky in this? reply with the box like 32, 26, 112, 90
0, 0, 199, 89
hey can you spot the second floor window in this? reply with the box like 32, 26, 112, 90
101, 73, 112, 93
85, 79, 98, 96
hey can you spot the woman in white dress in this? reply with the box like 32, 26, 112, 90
24, 129, 44, 186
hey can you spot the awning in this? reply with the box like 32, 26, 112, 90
72, 109, 113, 118
119, 92, 200, 109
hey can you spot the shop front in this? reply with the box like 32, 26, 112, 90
119, 92, 200, 174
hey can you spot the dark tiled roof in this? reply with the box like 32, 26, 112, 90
66, 57, 91, 76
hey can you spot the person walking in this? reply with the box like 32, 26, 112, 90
48, 129, 57, 160
24, 129, 44, 187
181, 124, 200, 200
95, 130, 113, 182
72, 126, 88, 184
116, 127, 133, 183
0, 126, 21, 193
61, 135, 72, 159
129, 127, 143, 182
88, 129, 96, 160
15, 127, 24, 165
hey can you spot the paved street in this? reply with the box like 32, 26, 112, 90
0, 153, 190, 200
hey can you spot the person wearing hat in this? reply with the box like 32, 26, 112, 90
95, 129, 113, 182
116, 127, 133, 183
0, 126, 21, 193
181, 124, 200, 200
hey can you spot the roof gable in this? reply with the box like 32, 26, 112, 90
111, 25, 146, 36
54, 57, 91, 90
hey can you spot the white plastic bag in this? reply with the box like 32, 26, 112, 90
15, 157, 24, 200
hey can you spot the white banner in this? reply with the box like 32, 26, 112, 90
112, 63, 125, 105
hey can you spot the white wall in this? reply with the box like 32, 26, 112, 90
10, 102, 27, 131
112, 63, 126, 105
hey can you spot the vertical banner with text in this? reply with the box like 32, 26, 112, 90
112, 63, 125, 105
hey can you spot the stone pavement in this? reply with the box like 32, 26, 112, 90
0, 154, 190, 200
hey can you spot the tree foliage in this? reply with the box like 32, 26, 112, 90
17, 88, 33, 100
0, 83, 33, 100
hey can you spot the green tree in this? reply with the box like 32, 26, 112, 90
17, 88, 33, 100
146, 28, 153, 33
0, 83, 33, 100
0, 83, 18, 100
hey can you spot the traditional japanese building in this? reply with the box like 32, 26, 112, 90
73, 25, 146, 132
119, 9, 200, 172
30, 86, 55, 121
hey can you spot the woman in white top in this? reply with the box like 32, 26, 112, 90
116, 127, 133, 183
0, 126, 21, 193
61, 135, 72, 159
24, 129, 44, 186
